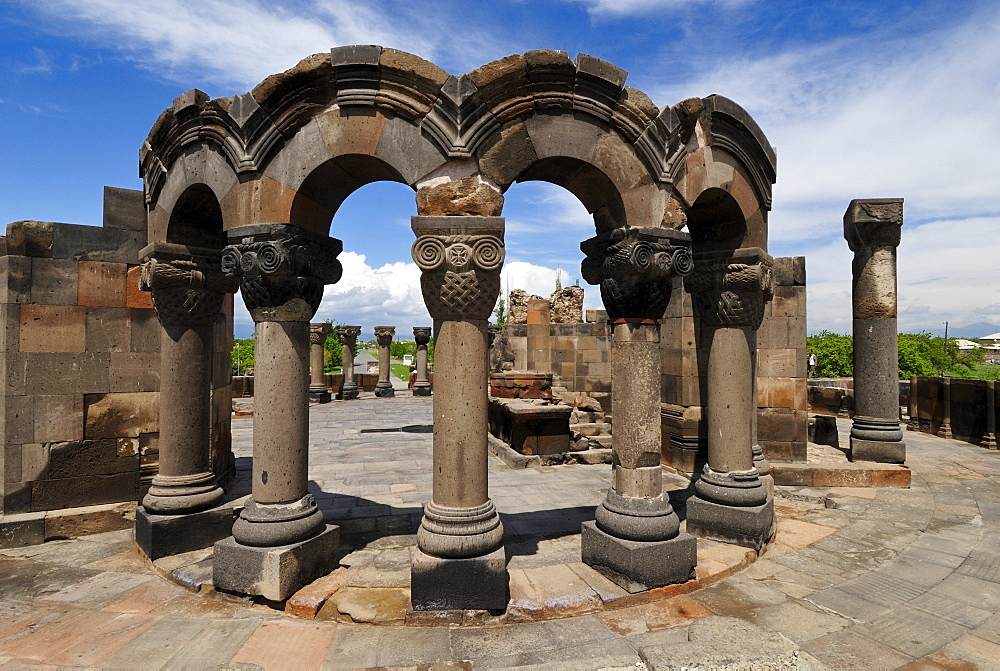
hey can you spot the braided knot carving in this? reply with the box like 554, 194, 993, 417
411, 217, 504, 321
685, 247, 774, 329
222, 224, 343, 322
140, 244, 239, 328
580, 227, 692, 321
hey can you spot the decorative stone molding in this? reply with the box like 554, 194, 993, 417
580, 226, 692, 322
374, 325, 396, 345
222, 224, 343, 322
336, 325, 361, 343
413, 326, 431, 345
411, 216, 504, 321
139, 243, 238, 328
686, 247, 774, 330
309, 322, 332, 345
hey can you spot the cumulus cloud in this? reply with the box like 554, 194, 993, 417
14, 0, 506, 90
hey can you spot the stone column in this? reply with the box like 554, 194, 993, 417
939, 376, 953, 439
984, 381, 997, 449
579, 227, 697, 591
336, 325, 361, 399
134, 243, 239, 560
308, 323, 332, 403
409, 216, 507, 611
845, 198, 906, 463
413, 326, 432, 396
213, 224, 343, 601
907, 375, 919, 431
685, 247, 776, 550
374, 326, 395, 397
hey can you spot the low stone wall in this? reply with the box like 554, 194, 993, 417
909, 376, 995, 446
0, 187, 235, 515
488, 398, 571, 456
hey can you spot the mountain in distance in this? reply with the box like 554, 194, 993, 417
922, 322, 1000, 339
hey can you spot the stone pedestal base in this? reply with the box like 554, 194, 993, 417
850, 437, 906, 464
338, 386, 359, 400
375, 383, 395, 398
413, 384, 432, 397
686, 497, 775, 551
581, 521, 696, 593
135, 505, 239, 561
213, 525, 340, 601
309, 387, 331, 404
410, 546, 508, 611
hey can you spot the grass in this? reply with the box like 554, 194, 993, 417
390, 363, 412, 380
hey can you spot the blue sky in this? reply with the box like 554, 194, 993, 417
2, 0, 999, 338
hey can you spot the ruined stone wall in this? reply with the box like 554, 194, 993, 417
660, 257, 808, 473
0, 188, 234, 515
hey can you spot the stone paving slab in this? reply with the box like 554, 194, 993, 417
7, 411, 1000, 667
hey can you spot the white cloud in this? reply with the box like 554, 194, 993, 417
15, 47, 53, 74
15, 0, 505, 90
501, 261, 601, 312
572, 0, 753, 16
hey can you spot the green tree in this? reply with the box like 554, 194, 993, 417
805, 331, 853, 378
323, 321, 344, 372
231, 338, 255, 376
390, 340, 417, 360
492, 292, 508, 328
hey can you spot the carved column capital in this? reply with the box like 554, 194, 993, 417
374, 326, 396, 346
222, 224, 343, 323
411, 216, 504, 321
580, 227, 692, 322
309, 323, 333, 345
139, 242, 239, 328
685, 247, 774, 330
844, 198, 903, 251
336, 325, 361, 345
413, 326, 432, 346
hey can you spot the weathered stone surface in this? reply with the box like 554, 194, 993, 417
415, 177, 504, 216
84, 392, 159, 439
687, 496, 775, 551
0, 256, 32, 303
33, 395, 84, 443
126, 265, 154, 309
286, 567, 354, 618
52, 223, 145, 265
213, 525, 340, 601
30, 258, 78, 305
508, 289, 542, 324
85, 307, 131, 353
30, 471, 139, 511
549, 286, 584, 323
109, 352, 160, 393
489, 372, 553, 399
19, 305, 86, 353
48, 439, 138, 478
26, 353, 110, 395
581, 521, 696, 593
103, 187, 146, 231
6, 221, 54, 257
77, 261, 127, 307
135, 505, 239, 561
410, 546, 508, 611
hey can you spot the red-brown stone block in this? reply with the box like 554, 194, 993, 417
19, 304, 86, 353
78, 261, 127, 308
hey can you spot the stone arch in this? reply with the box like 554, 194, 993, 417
166, 183, 226, 249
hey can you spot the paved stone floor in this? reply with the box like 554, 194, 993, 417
4, 396, 1000, 669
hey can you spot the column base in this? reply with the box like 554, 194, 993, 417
413, 384, 432, 397
338, 385, 359, 400
213, 524, 340, 601
141, 473, 224, 515
309, 384, 331, 404
983, 433, 997, 450
375, 382, 395, 398
939, 424, 954, 440
686, 496, 775, 551
135, 504, 239, 561
850, 437, 906, 464
581, 521, 696, 593
410, 546, 508, 611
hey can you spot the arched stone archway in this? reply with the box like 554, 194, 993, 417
137, 45, 778, 605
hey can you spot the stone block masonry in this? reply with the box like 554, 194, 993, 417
0, 187, 235, 520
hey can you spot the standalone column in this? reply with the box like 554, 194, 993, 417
413, 326, 432, 396
579, 228, 697, 591
309, 323, 332, 403
410, 216, 507, 610
907, 375, 919, 431
213, 224, 343, 601
337, 325, 361, 399
686, 248, 775, 550
939, 376, 953, 439
984, 381, 997, 449
845, 199, 906, 463
134, 243, 238, 560
374, 326, 395, 397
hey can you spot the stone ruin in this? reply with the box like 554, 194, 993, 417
3, 45, 912, 613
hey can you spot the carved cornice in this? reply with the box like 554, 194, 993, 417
309, 323, 333, 345
411, 216, 504, 321
413, 326, 432, 345
138, 242, 238, 328
374, 326, 396, 347
686, 247, 774, 329
336, 325, 361, 344
844, 198, 904, 251
580, 226, 692, 322
222, 224, 343, 322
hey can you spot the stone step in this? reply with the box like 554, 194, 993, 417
772, 461, 910, 488
570, 422, 612, 437
570, 448, 612, 464
570, 410, 605, 424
